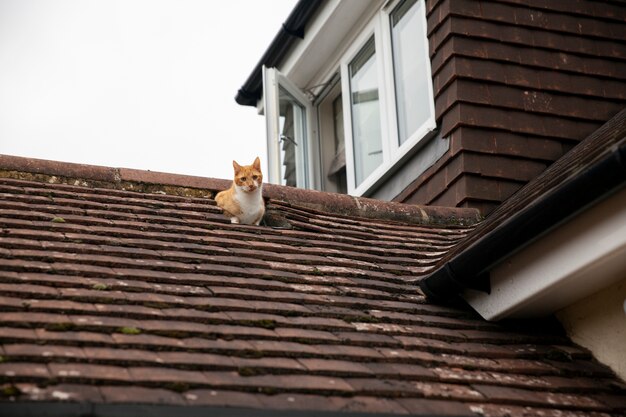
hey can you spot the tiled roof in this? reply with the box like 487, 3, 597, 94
1, 156, 625, 416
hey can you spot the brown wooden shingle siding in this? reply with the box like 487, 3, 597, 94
440, 103, 603, 139
397, 0, 626, 214
436, 80, 621, 122
448, 128, 572, 162
430, 17, 626, 61
431, 37, 626, 80
430, 174, 524, 209
434, 57, 626, 101
429, 0, 626, 40
398, 150, 543, 209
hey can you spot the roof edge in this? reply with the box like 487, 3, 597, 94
0, 401, 453, 417
420, 108, 626, 302
0, 154, 481, 227
0, 154, 230, 199
234, 0, 323, 107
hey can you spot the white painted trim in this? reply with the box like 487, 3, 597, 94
262, 66, 281, 185
276, 71, 315, 189
308, 97, 322, 191
464, 187, 626, 321
388, 0, 437, 160
375, 20, 394, 170
263, 67, 315, 189
380, 0, 401, 151
340, 63, 356, 194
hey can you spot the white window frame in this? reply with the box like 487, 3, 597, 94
340, 0, 436, 196
262, 66, 318, 189
260, 0, 435, 195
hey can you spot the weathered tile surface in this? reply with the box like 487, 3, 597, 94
0, 174, 624, 416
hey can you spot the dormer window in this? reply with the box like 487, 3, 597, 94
261, 0, 435, 197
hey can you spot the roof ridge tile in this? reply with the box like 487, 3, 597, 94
0, 154, 481, 226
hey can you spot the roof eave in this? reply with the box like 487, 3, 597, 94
420, 109, 626, 311
234, 0, 323, 107
466, 185, 626, 320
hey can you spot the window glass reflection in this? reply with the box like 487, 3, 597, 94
349, 37, 383, 187
391, 0, 431, 145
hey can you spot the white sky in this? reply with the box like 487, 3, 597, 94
0, 0, 297, 180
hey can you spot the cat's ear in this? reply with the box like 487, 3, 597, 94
233, 160, 242, 173
253, 157, 261, 170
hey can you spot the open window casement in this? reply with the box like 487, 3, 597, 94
260, 0, 436, 197
262, 66, 317, 189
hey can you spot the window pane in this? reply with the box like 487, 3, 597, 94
349, 37, 383, 187
278, 86, 307, 188
391, 0, 431, 145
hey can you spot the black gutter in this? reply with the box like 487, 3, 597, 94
235, 0, 324, 107
420, 115, 626, 303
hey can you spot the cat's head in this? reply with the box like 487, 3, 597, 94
233, 157, 263, 192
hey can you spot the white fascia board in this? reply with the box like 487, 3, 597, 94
463, 186, 626, 321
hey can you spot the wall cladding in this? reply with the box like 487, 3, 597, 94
396, 0, 626, 214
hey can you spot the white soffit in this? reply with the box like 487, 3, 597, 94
280, 0, 384, 90
463, 186, 626, 321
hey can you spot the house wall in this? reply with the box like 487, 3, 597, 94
395, 0, 626, 214
368, 132, 449, 202
556, 278, 626, 381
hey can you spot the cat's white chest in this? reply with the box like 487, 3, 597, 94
234, 186, 264, 224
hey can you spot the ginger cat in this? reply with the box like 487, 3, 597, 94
215, 157, 265, 225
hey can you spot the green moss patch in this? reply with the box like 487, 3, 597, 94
45, 322, 76, 332
92, 283, 109, 291
237, 367, 263, 377
1, 385, 21, 398
118, 327, 141, 335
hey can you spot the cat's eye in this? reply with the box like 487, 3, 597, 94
240, 177, 247, 182
252, 175, 259, 180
